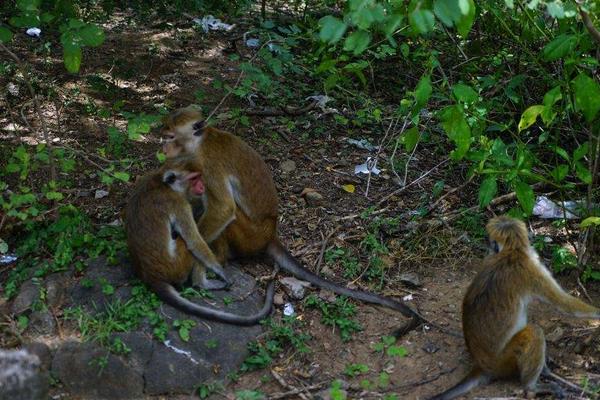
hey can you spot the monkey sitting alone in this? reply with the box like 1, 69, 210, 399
124, 166, 274, 325
429, 216, 600, 400
160, 105, 422, 336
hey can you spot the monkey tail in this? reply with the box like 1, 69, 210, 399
266, 240, 422, 336
150, 280, 274, 326
428, 369, 490, 400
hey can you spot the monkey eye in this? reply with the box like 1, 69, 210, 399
192, 120, 204, 136
163, 172, 176, 185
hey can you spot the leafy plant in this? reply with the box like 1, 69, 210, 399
305, 295, 362, 342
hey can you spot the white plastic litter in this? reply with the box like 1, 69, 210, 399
95, 189, 109, 199
347, 138, 378, 152
354, 157, 381, 175
0, 254, 18, 265
402, 294, 413, 301
192, 16, 234, 33
7, 82, 19, 96
245, 38, 260, 48
305, 95, 336, 113
26, 27, 41, 37
532, 195, 580, 219
283, 303, 295, 316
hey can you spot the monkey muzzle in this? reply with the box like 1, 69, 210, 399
184, 172, 205, 196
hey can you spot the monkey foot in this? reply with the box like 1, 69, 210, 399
196, 278, 231, 291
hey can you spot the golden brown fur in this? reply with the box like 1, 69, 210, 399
430, 216, 600, 400
160, 106, 422, 335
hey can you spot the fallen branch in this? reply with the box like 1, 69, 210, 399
245, 100, 318, 117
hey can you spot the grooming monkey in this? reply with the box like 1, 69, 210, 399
125, 166, 274, 325
429, 216, 600, 400
161, 105, 421, 335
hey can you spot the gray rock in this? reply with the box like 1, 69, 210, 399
399, 272, 422, 288
280, 159, 296, 173
279, 277, 311, 299
0, 348, 48, 400
21, 343, 51, 371
45, 272, 70, 309
51, 341, 144, 399
28, 311, 56, 335
11, 281, 39, 315
304, 190, 324, 206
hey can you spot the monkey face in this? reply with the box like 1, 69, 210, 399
162, 169, 204, 196
161, 106, 205, 158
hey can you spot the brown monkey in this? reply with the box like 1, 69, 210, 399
429, 216, 600, 400
161, 105, 421, 335
124, 166, 274, 325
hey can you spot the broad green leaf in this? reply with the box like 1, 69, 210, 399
478, 176, 497, 208
543, 86, 562, 107
63, 43, 82, 73
439, 105, 472, 160
387, 345, 408, 357
456, 0, 476, 37
581, 217, 600, 228
573, 142, 588, 161
542, 34, 577, 61
452, 83, 478, 103
79, 24, 105, 47
0, 239, 8, 254
414, 75, 432, 109
505, 0, 514, 8
409, 9, 435, 34
549, 164, 568, 182
9, 14, 40, 28
319, 16, 347, 44
383, 14, 404, 36
574, 161, 592, 184
45, 191, 64, 200
401, 126, 420, 152
514, 180, 535, 215
553, 146, 570, 162
433, 0, 462, 27
17, 0, 41, 12
546, 1, 565, 18
114, 172, 130, 182
518, 105, 545, 132
571, 74, 600, 122
0, 27, 13, 43
343, 30, 371, 55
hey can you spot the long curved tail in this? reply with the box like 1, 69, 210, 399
428, 369, 489, 400
266, 240, 422, 336
151, 280, 274, 326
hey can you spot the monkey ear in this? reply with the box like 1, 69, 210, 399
192, 120, 204, 136
163, 171, 176, 185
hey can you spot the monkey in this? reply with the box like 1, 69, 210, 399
124, 165, 274, 326
160, 105, 422, 336
428, 216, 600, 400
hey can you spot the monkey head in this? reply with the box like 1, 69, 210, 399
162, 168, 205, 197
161, 105, 205, 157
486, 216, 529, 253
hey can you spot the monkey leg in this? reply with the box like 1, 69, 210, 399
224, 211, 276, 256
498, 324, 546, 393
198, 186, 237, 243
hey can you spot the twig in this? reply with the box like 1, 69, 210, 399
336, 206, 389, 222
577, 277, 593, 303
427, 175, 475, 214
245, 100, 318, 116
377, 158, 449, 207
365, 114, 403, 198
543, 368, 599, 397
314, 226, 340, 274
578, 4, 600, 46
270, 370, 311, 400
1, 42, 56, 182
268, 381, 328, 400
205, 40, 273, 122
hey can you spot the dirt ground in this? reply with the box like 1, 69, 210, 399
1, 12, 599, 400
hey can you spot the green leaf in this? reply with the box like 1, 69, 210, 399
114, 172, 130, 182
319, 16, 347, 44
514, 180, 535, 215
549, 165, 568, 182
383, 14, 404, 36
581, 217, 600, 228
409, 9, 435, 34
414, 75, 432, 109
401, 127, 420, 152
0, 239, 8, 254
518, 105, 545, 132
456, 0, 476, 37
433, 0, 463, 27
571, 74, 600, 123
573, 142, 588, 161
439, 105, 471, 160
542, 34, 577, 61
0, 27, 13, 43
343, 30, 371, 55
478, 176, 497, 208
387, 345, 408, 357
45, 191, 64, 200
79, 24, 105, 47
543, 86, 562, 107
546, 1, 565, 18
554, 146, 570, 161
63, 42, 82, 73
574, 161, 592, 184
452, 83, 478, 103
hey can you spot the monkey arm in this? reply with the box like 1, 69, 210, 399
534, 269, 600, 319
198, 184, 237, 243
173, 208, 230, 286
